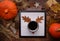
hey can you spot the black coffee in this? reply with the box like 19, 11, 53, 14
28, 21, 38, 30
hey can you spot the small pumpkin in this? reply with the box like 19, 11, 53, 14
49, 23, 60, 38
0, 0, 18, 20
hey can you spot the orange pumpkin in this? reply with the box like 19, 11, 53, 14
0, 0, 18, 20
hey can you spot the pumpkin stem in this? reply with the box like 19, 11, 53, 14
5, 9, 8, 14
56, 29, 60, 32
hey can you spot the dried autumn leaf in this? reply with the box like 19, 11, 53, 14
0, 24, 19, 39
22, 16, 31, 22
50, 3, 60, 13
36, 16, 43, 23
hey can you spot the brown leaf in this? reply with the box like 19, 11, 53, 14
36, 16, 43, 23
22, 16, 31, 22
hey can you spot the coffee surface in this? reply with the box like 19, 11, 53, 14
28, 21, 38, 30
